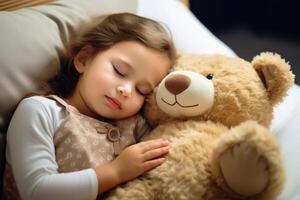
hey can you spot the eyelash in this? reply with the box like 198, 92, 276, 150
136, 88, 146, 96
113, 64, 125, 77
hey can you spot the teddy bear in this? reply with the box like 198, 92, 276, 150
105, 52, 294, 200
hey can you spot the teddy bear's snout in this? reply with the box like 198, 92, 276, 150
164, 74, 191, 95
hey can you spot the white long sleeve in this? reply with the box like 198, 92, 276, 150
6, 96, 98, 200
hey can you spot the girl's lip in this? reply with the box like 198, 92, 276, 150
105, 95, 122, 110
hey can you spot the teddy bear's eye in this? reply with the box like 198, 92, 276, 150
206, 73, 214, 80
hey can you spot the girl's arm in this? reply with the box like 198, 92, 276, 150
6, 97, 98, 200
94, 139, 169, 193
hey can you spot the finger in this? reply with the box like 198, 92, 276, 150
142, 146, 169, 161
139, 139, 169, 153
142, 157, 166, 172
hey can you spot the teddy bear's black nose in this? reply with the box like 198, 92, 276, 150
164, 74, 191, 95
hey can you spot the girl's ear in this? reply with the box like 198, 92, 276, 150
74, 45, 93, 73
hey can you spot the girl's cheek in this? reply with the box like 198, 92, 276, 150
134, 96, 144, 108
139, 97, 146, 108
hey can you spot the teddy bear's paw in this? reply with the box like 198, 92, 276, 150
219, 142, 269, 197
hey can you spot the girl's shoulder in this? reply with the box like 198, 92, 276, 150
19, 95, 60, 112
21, 95, 55, 103
20, 95, 61, 108
17, 95, 66, 124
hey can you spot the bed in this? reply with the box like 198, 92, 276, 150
0, 0, 299, 199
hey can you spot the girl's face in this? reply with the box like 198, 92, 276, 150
66, 41, 171, 119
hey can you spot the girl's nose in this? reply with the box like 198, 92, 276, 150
117, 84, 132, 97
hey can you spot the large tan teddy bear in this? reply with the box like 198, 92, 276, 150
106, 52, 294, 200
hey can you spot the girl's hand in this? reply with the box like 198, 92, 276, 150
94, 139, 169, 193
112, 139, 169, 183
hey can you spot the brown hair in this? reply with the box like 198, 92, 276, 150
48, 12, 177, 97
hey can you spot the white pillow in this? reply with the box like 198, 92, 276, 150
136, 0, 236, 56
273, 85, 300, 200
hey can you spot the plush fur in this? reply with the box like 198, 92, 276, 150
106, 53, 294, 200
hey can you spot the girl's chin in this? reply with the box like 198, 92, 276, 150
95, 110, 127, 121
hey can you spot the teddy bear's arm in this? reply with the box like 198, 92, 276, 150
211, 120, 285, 199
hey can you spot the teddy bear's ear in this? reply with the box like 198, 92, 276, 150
251, 52, 294, 106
